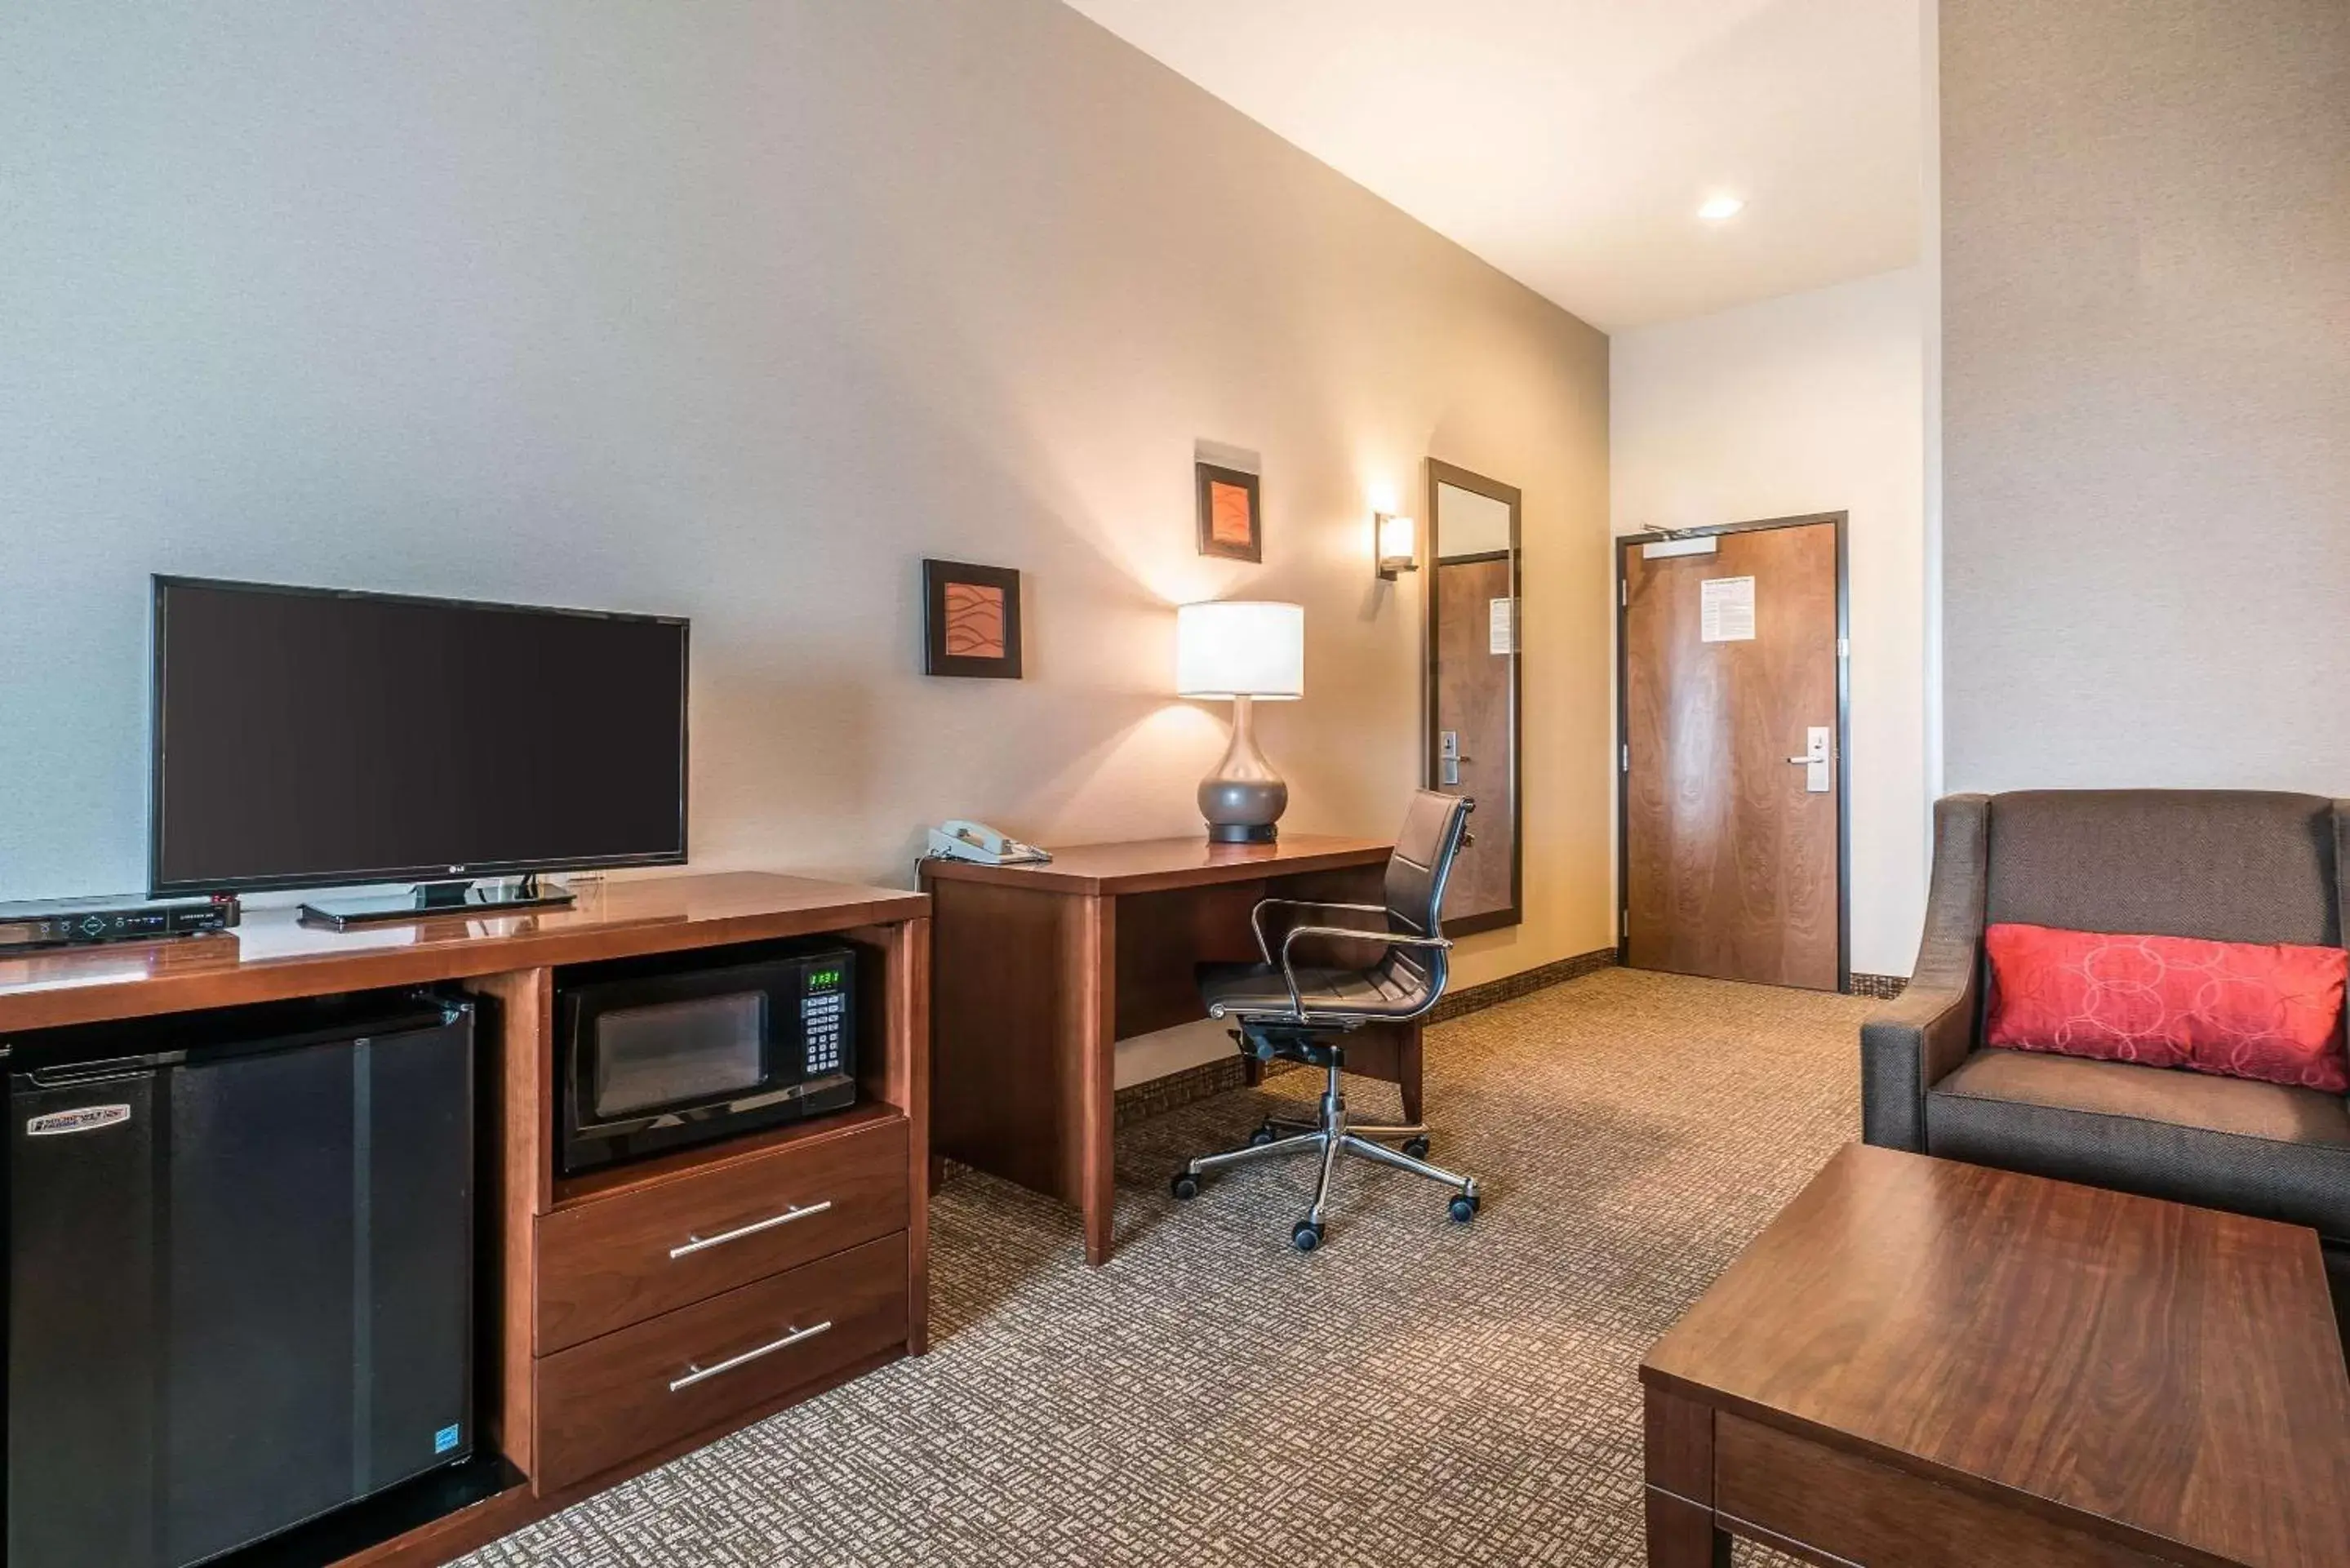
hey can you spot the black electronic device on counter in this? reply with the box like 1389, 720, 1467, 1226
557, 944, 857, 1175
0, 892, 239, 953
148, 575, 688, 925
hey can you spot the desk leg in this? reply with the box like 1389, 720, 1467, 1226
1340, 1021, 1423, 1124
1076, 894, 1117, 1267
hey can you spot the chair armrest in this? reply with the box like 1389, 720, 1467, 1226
1249, 898, 1389, 965
1274, 925, 1450, 1018
1860, 984, 1976, 1146
1861, 793, 1990, 1152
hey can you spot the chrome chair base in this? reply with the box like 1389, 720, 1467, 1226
1171, 1056, 1481, 1251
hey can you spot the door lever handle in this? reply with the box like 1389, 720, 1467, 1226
1790, 725, 1833, 793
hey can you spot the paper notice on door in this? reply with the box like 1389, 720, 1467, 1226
1488, 597, 1516, 655
1699, 576, 1756, 642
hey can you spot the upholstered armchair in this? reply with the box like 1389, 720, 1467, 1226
1862, 790, 2350, 1250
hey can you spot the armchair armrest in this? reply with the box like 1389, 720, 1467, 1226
1273, 925, 1450, 1019
1248, 898, 1390, 966
1861, 793, 1990, 1152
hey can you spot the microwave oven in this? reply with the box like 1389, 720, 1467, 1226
555, 946, 856, 1175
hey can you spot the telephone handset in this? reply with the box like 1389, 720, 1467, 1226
926, 820, 1052, 866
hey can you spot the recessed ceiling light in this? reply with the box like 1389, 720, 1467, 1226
1697, 193, 1746, 222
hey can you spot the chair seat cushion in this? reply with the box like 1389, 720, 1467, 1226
1197, 961, 1417, 1020
1927, 1047, 2350, 1238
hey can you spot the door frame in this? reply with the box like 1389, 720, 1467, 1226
1424, 459, 1524, 937
1613, 511, 1851, 992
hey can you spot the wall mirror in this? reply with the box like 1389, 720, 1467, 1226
1426, 460, 1522, 935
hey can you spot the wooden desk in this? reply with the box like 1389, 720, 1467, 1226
0, 873, 931, 1568
1641, 1144, 2350, 1568
923, 834, 1415, 1265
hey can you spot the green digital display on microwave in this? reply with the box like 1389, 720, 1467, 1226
808, 969, 843, 988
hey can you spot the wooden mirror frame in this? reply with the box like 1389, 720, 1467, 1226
1424, 459, 1524, 936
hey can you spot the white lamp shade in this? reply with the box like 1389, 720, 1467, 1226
1175, 600, 1304, 700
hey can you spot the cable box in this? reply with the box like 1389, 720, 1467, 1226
0, 894, 241, 953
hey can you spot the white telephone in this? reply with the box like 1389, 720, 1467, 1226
926, 820, 1051, 866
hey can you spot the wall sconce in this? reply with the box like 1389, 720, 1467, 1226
1375, 513, 1419, 580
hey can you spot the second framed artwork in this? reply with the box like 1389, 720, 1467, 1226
922, 559, 1024, 679
1195, 462, 1262, 562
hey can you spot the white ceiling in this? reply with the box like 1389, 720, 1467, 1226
1063, 0, 1923, 331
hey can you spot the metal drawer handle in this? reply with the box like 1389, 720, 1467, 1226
669, 1200, 833, 1259
668, 1320, 833, 1393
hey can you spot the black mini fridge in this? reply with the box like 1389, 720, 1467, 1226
7, 994, 475, 1568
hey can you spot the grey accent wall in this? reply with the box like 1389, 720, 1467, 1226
0, 0, 1614, 977
1940, 0, 2350, 792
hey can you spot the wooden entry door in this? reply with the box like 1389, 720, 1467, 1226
1620, 518, 1843, 989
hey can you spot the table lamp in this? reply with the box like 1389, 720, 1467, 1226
1175, 600, 1304, 843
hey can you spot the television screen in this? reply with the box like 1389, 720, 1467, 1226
151, 578, 688, 895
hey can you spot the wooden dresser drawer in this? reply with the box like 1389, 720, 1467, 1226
539, 1114, 908, 1353
535, 1232, 908, 1493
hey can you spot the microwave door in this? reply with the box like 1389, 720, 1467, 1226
587, 991, 770, 1129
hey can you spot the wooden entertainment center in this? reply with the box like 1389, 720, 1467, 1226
0, 871, 931, 1567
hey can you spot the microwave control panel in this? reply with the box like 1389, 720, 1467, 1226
800, 960, 850, 1077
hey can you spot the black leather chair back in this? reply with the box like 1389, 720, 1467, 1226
1376, 792, 1473, 1006
1385, 790, 1474, 937
1197, 790, 1476, 1028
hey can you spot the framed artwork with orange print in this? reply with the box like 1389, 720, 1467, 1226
922, 559, 1024, 678
1195, 462, 1261, 562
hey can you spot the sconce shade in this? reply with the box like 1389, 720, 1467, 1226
1175, 601, 1304, 700
1377, 513, 1419, 576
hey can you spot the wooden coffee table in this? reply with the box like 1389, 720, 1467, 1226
1641, 1144, 2350, 1568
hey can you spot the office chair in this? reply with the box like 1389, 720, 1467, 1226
1170, 789, 1480, 1251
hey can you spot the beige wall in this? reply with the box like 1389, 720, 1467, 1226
1940, 0, 2350, 792
0, 2, 1611, 993
1610, 269, 1930, 976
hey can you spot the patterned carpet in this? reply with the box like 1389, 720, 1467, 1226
464, 967, 1875, 1567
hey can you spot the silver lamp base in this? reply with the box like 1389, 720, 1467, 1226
1199, 694, 1288, 844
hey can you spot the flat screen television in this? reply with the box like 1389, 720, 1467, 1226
150, 577, 687, 921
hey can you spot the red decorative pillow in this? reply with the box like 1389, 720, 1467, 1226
1984, 922, 2349, 1094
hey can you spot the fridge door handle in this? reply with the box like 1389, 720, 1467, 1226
25, 1055, 171, 1086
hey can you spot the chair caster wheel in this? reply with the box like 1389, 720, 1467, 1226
1402, 1136, 1430, 1158
1249, 1125, 1277, 1147
1448, 1193, 1480, 1224
1292, 1219, 1324, 1252
1171, 1171, 1200, 1201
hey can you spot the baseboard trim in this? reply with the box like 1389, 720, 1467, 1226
1426, 946, 1621, 1023
1848, 972, 1909, 1000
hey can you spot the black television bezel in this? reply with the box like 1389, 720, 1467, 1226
149, 575, 691, 898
